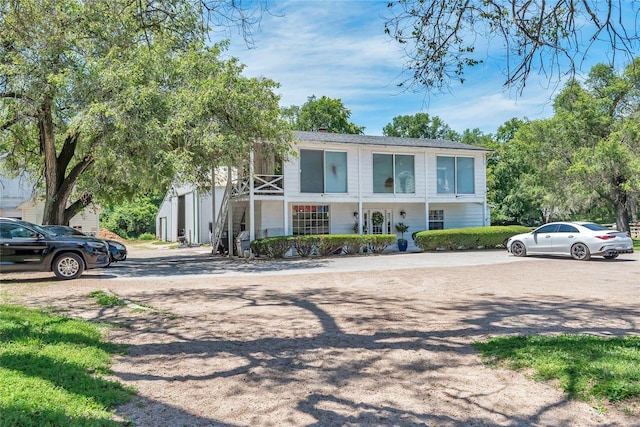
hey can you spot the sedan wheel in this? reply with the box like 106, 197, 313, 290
53, 253, 85, 280
571, 243, 591, 261
510, 241, 527, 257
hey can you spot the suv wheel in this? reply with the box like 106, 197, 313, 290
53, 253, 85, 280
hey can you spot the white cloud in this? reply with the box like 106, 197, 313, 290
222, 1, 564, 136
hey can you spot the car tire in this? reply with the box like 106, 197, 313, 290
52, 253, 85, 280
571, 243, 591, 261
510, 241, 527, 257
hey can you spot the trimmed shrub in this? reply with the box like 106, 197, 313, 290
364, 234, 396, 253
317, 235, 350, 256
250, 237, 293, 258
293, 235, 321, 257
414, 225, 532, 251
251, 233, 397, 258
340, 235, 366, 255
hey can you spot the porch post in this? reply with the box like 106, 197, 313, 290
211, 165, 215, 246
283, 196, 288, 236
357, 147, 363, 233
425, 201, 430, 230
227, 167, 233, 258
249, 149, 255, 243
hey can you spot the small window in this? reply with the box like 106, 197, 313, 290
429, 210, 444, 230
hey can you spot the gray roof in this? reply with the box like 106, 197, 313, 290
294, 131, 491, 152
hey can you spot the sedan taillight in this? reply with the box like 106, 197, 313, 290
595, 235, 616, 240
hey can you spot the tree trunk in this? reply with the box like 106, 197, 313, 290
629, 194, 638, 224
614, 203, 630, 232
609, 176, 631, 232
610, 186, 630, 232
39, 98, 95, 225
40, 96, 61, 225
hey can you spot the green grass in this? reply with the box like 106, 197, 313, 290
474, 334, 640, 404
0, 304, 134, 426
633, 238, 640, 250
89, 290, 125, 307
150, 240, 175, 245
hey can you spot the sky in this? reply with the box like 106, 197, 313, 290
217, 1, 621, 136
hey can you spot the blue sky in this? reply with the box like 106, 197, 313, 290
219, 1, 612, 136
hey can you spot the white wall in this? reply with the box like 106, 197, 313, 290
0, 172, 36, 218
430, 202, 485, 229
155, 184, 225, 243
255, 200, 284, 238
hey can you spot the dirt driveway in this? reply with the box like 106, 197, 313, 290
2, 247, 639, 426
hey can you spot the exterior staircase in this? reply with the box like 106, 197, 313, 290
210, 182, 231, 254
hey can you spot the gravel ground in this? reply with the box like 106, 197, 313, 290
2, 246, 639, 426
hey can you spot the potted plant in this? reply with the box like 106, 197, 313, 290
395, 222, 409, 252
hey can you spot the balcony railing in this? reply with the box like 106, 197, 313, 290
232, 174, 284, 197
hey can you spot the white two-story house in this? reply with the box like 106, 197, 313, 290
157, 130, 491, 252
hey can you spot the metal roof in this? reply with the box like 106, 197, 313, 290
293, 131, 491, 152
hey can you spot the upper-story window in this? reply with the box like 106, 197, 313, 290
373, 154, 415, 194
300, 149, 347, 193
436, 156, 475, 194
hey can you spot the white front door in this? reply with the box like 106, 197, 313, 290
366, 209, 393, 235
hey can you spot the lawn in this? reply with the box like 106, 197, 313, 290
474, 335, 640, 405
0, 304, 134, 427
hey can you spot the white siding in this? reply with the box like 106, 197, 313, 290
20, 201, 40, 224
156, 184, 225, 243
0, 173, 35, 218
68, 207, 101, 235
430, 203, 485, 229
256, 200, 285, 238
330, 203, 360, 234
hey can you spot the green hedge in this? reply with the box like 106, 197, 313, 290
250, 236, 295, 258
414, 225, 532, 251
250, 234, 397, 258
292, 235, 321, 257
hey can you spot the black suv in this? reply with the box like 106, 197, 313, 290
0, 217, 110, 280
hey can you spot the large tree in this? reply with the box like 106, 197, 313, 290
514, 60, 640, 231
0, 0, 290, 225
484, 118, 547, 225
382, 112, 459, 140
284, 95, 365, 134
385, 1, 640, 92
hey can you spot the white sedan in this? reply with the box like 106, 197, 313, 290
507, 221, 634, 260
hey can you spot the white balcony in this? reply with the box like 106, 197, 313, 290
232, 174, 284, 197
